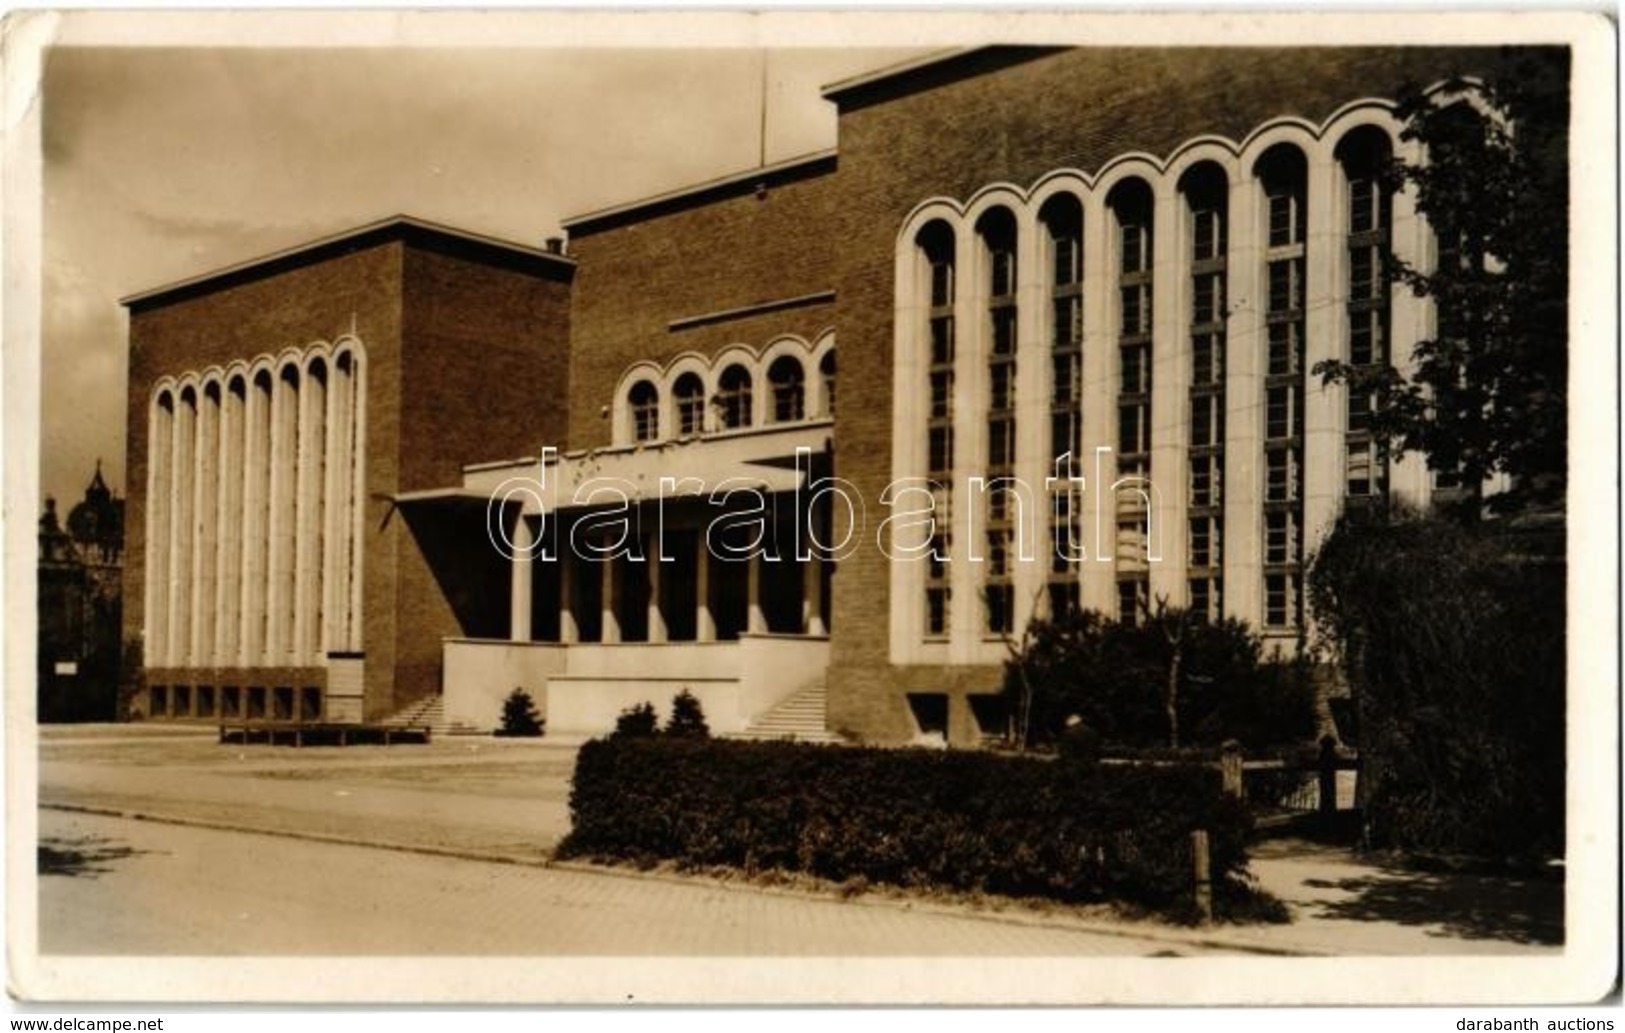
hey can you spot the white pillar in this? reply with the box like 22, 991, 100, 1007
696, 534, 716, 642
192, 386, 218, 667
167, 390, 194, 668
1080, 193, 1117, 615
1302, 146, 1344, 563
600, 551, 621, 645
746, 551, 766, 635
646, 535, 667, 644
803, 558, 827, 636
348, 355, 366, 654
321, 359, 345, 657
1149, 182, 1189, 605
558, 550, 579, 644
145, 394, 172, 668
510, 514, 534, 643
1223, 172, 1265, 630
215, 382, 243, 665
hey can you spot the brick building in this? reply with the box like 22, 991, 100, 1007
123, 45, 1563, 742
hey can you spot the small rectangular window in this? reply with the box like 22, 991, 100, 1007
1266, 450, 1297, 503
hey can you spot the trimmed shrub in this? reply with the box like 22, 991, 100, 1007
1003, 607, 1316, 751
1308, 508, 1565, 858
612, 701, 659, 739
496, 687, 544, 737
666, 689, 710, 739
558, 737, 1253, 915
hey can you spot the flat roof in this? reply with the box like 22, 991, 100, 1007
561, 149, 837, 235
821, 45, 1066, 111
121, 214, 574, 311
818, 47, 972, 101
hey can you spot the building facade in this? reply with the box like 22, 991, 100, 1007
123, 45, 1560, 742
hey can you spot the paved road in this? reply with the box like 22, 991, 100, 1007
38, 810, 1231, 957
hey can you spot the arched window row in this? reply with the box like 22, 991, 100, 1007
613, 332, 835, 446
144, 339, 366, 672
893, 113, 1415, 651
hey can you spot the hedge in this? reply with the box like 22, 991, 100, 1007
557, 737, 1253, 914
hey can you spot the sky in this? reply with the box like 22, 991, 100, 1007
37, 29, 926, 509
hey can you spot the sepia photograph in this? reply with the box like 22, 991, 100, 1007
4, 8, 1617, 1012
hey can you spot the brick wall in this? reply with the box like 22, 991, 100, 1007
566, 156, 841, 450
123, 226, 574, 721
821, 46, 1544, 742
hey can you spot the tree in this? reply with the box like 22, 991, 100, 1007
498, 687, 544, 737
666, 689, 710, 739
612, 701, 659, 738
1000, 605, 1314, 751
1313, 59, 1569, 519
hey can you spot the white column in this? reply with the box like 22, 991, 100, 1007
294, 362, 326, 665
803, 558, 827, 636
192, 386, 219, 668
215, 383, 243, 665
746, 551, 766, 635
1223, 173, 1265, 630
240, 377, 266, 665
948, 221, 982, 662
347, 355, 366, 653
145, 395, 172, 668
1012, 205, 1046, 635
510, 514, 534, 643
696, 534, 716, 642
558, 550, 579, 644
167, 390, 194, 668
646, 534, 667, 644
1388, 140, 1433, 507
321, 359, 346, 657
1149, 183, 1189, 605
600, 551, 621, 645
1302, 146, 1344, 560
1080, 194, 1117, 615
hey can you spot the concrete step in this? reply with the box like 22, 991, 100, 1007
728, 681, 844, 745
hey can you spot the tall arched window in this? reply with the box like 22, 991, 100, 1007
1256, 143, 1308, 632
1337, 126, 1395, 501
767, 355, 805, 423
629, 380, 660, 442
1181, 162, 1228, 624
674, 372, 706, 436
1040, 193, 1084, 617
716, 364, 753, 430
819, 350, 836, 417
1109, 177, 1154, 626
917, 219, 955, 639
978, 207, 1018, 635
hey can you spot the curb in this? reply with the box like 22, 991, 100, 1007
41, 801, 1323, 957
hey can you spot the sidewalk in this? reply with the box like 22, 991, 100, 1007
35, 724, 1565, 957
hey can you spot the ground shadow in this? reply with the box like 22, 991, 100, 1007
1301, 866, 1564, 945
39, 836, 146, 878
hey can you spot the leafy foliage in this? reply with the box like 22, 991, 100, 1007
1307, 506, 1564, 857
612, 701, 660, 739
1313, 60, 1569, 517
666, 689, 710, 739
497, 687, 545, 737
559, 737, 1258, 916
1001, 607, 1316, 751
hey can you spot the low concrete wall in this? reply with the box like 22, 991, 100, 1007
546, 677, 742, 736
561, 641, 740, 680
442, 636, 831, 737
736, 634, 830, 724
443, 639, 568, 731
